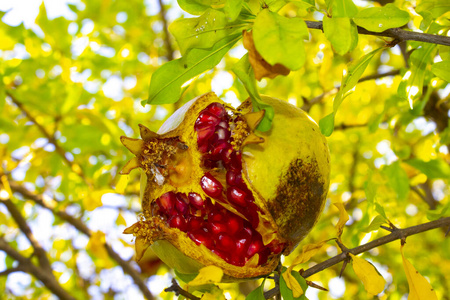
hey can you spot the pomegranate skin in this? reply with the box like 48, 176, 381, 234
121, 92, 330, 280
241, 96, 330, 253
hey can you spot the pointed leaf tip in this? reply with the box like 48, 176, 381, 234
350, 254, 386, 295
401, 244, 438, 300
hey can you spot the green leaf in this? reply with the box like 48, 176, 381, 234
174, 269, 199, 283
375, 202, 388, 220
232, 54, 274, 131
327, 0, 358, 18
265, 0, 289, 12
299, 0, 315, 5
353, 4, 410, 33
169, 9, 244, 55
0, 75, 5, 114
177, 0, 226, 15
280, 270, 308, 300
431, 61, 450, 83
147, 34, 241, 105
362, 215, 386, 233
426, 202, 450, 221
441, 121, 450, 145
405, 159, 450, 179
323, 17, 357, 55
364, 177, 377, 206
398, 44, 437, 108
319, 47, 382, 136
318, 113, 335, 137
439, 45, 450, 61
416, 0, 450, 20
224, 0, 244, 21
253, 9, 308, 70
246, 279, 266, 300
383, 161, 410, 201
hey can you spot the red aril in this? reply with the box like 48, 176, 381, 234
200, 173, 223, 198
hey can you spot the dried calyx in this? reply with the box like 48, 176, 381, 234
121, 93, 330, 280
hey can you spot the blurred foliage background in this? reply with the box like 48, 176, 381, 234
0, 0, 449, 299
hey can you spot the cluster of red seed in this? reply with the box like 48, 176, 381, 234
154, 103, 279, 266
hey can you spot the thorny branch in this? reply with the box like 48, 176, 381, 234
5, 180, 155, 300
305, 21, 450, 46
264, 217, 450, 299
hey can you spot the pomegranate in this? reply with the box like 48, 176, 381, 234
121, 92, 330, 279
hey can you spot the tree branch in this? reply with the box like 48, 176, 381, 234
264, 217, 450, 298
7, 181, 155, 300
0, 236, 76, 300
6, 92, 90, 186
0, 266, 26, 277
164, 279, 200, 300
158, 0, 174, 60
305, 21, 450, 46
1, 198, 52, 273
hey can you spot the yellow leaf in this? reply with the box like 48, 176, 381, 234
87, 231, 114, 268
282, 270, 304, 298
350, 254, 386, 295
290, 240, 328, 269
115, 174, 129, 194
201, 291, 225, 300
116, 212, 127, 226
83, 189, 114, 211
401, 244, 438, 300
188, 265, 223, 286
243, 30, 290, 81
334, 201, 349, 238
0, 27, 16, 50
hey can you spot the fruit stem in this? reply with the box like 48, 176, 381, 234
164, 279, 200, 300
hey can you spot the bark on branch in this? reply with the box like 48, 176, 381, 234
264, 217, 450, 299
7, 181, 155, 300
305, 21, 450, 46
6, 92, 90, 186
0, 236, 75, 300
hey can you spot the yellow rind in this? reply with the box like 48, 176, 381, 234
242, 96, 330, 253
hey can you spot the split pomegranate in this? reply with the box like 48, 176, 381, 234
121, 93, 330, 279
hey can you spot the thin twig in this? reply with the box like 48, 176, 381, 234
264, 217, 450, 298
164, 279, 201, 300
158, 0, 174, 60
1, 198, 52, 273
0, 237, 75, 300
302, 70, 400, 111
6, 92, 90, 186
7, 180, 155, 300
305, 21, 450, 46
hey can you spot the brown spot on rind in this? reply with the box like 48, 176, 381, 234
267, 157, 326, 253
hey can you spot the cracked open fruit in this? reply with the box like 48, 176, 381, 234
121, 92, 330, 280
